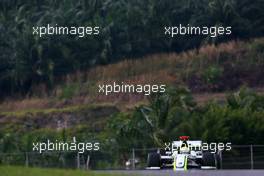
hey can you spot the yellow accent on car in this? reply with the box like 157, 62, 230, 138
184, 156, 188, 171
173, 157, 176, 171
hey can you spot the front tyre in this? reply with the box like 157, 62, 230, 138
202, 152, 219, 168
147, 153, 161, 168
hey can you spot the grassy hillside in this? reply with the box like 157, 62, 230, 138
0, 38, 263, 131
0, 104, 118, 132
1, 38, 264, 113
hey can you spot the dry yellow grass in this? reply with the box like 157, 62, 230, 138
1, 38, 263, 112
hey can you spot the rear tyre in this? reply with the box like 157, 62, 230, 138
202, 152, 216, 167
215, 153, 221, 169
147, 153, 161, 168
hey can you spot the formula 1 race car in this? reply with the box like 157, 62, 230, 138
147, 136, 220, 171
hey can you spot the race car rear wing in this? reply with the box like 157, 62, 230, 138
172, 140, 202, 152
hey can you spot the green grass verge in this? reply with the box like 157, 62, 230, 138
0, 166, 121, 176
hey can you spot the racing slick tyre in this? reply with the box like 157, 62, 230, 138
202, 152, 216, 167
215, 153, 221, 169
147, 153, 161, 168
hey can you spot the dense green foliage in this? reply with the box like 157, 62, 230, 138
1, 88, 264, 152
1, 87, 264, 167
1, 0, 264, 169
1, 0, 264, 96
108, 87, 264, 149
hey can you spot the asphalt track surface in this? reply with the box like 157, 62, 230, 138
98, 170, 264, 176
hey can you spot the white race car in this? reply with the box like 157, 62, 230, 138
147, 136, 220, 171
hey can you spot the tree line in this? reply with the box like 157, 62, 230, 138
0, 0, 264, 96
108, 87, 264, 151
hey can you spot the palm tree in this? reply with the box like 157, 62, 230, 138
134, 88, 196, 146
